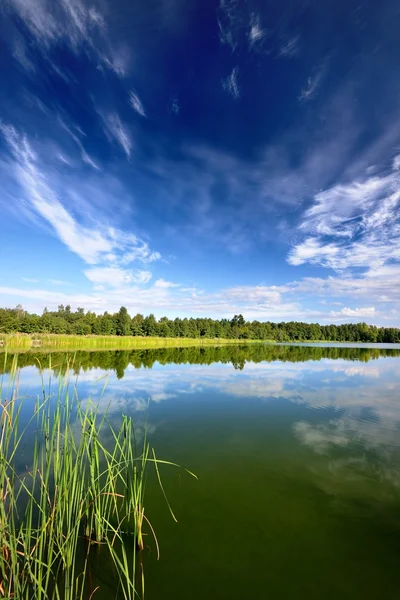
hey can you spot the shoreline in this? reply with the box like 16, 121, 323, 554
0, 333, 269, 352
1, 333, 399, 353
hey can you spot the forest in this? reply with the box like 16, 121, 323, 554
0, 304, 399, 343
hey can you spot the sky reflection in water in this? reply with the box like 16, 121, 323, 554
3, 345, 400, 599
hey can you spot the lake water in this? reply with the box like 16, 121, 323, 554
2, 343, 400, 599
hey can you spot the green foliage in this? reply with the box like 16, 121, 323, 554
0, 306, 399, 343
0, 356, 195, 599
116, 306, 131, 336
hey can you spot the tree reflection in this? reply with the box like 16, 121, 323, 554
2, 344, 400, 377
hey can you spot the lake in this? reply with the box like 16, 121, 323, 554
2, 343, 400, 599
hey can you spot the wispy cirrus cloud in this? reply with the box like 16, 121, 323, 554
13, 36, 36, 72
129, 91, 146, 118
278, 35, 299, 58
218, 2, 271, 55
217, 0, 242, 51
299, 57, 330, 102
100, 45, 131, 77
299, 70, 323, 101
141, 134, 351, 256
170, 96, 180, 115
0, 124, 160, 284
248, 13, 268, 50
48, 279, 72, 286
217, 0, 305, 62
222, 67, 240, 99
58, 117, 100, 170
4, 0, 128, 76
56, 153, 70, 165
97, 111, 132, 159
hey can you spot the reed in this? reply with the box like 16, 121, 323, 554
0, 333, 264, 353
0, 353, 195, 599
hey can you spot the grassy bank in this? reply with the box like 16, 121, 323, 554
0, 355, 195, 599
0, 333, 267, 352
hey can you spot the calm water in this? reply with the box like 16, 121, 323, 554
3, 344, 400, 599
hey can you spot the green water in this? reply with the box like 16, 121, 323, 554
4, 343, 400, 599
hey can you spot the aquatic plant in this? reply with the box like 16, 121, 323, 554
0, 354, 195, 599
0, 333, 263, 353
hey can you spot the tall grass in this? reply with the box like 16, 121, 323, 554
0, 334, 264, 353
0, 333, 32, 349
0, 354, 196, 599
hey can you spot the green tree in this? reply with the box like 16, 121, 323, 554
143, 314, 158, 336
116, 306, 131, 336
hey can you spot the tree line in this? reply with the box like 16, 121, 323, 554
1, 304, 399, 343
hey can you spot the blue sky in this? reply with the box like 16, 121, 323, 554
1, 0, 400, 324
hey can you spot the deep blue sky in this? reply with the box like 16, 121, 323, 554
1, 0, 400, 324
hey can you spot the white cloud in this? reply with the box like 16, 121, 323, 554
293, 264, 400, 310
331, 306, 376, 318
299, 71, 322, 101
279, 36, 299, 58
393, 154, 400, 171
4, 0, 127, 76
217, 0, 241, 51
129, 91, 146, 118
81, 148, 100, 170
5, 0, 58, 46
300, 175, 394, 237
0, 124, 160, 272
171, 96, 180, 115
117, 241, 161, 265
100, 45, 130, 77
56, 152, 70, 165
59, 118, 100, 170
222, 67, 240, 99
248, 13, 267, 49
0, 285, 104, 308
221, 285, 285, 305
84, 267, 152, 288
299, 58, 330, 102
22, 277, 39, 283
13, 36, 35, 72
154, 279, 180, 288
289, 161, 400, 272
48, 279, 71, 286
288, 238, 339, 267
97, 111, 132, 159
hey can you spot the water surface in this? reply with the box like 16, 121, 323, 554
3, 344, 400, 599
